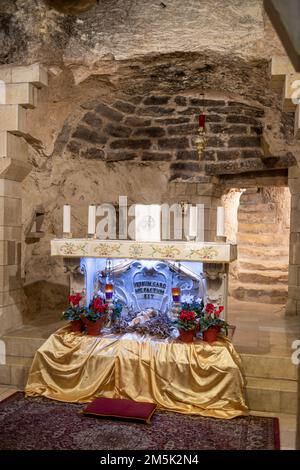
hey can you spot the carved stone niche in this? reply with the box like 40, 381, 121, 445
202, 263, 228, 319
63, 257, 85, 296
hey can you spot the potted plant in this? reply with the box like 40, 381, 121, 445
173, 309, 200, 343
62, 293, 84, 333
82, 295, 109, 335
199, 303, 228, 343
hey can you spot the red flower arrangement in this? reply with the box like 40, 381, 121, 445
68, 293, 82, 307
199, 303, 228, 334
83, 295, 109, 323
175, 309, 199, 331
63, 292, 84, 321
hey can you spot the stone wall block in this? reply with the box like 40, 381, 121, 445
11, 64, 48, 88
0, 132, 28, 160
0, 105, 27, 135
0, 196, 22, 227
1, 83, 38, 108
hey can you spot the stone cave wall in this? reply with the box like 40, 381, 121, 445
59, 95, 268, 181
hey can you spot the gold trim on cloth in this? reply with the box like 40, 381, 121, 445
25, 326, 248, 420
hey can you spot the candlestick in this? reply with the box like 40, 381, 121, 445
196, 203, 204, 242
216, 206, 225, 237
88, 205, 96, 236
188, 206, 197, 239
63, 205, 71, 235
105, 283, 113, 300
172, 287, 181, 303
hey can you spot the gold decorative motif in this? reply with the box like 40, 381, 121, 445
93, 243, 121, 257
151, 245, 181, 259
187, 247, 219, 260
59, 242, 87, 255
129, 244, 144, 258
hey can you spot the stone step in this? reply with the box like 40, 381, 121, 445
238, 202, 276, 213
238, 232, 289, 246
1, 334, 45, 358
238, 212, 276, 224
245, 377, 297, 414
239, 259, 288, 272
0, 356, 32, 388
238, 246, 289, 259
237, 270, 288, 285
241, 354, 298, 381
238, 222, 281, 234
230, 282, 288, 304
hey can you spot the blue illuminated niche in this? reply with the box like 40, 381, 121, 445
80, 258, 204, 315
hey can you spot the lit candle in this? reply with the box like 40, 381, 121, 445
88, 205, 96, 235
105, 283, 113, 300
172, 287, 181, 302
189, 206, 197, 239
63, 205, 71, 234
199, 114, 206, 128
216, 206, 225, 237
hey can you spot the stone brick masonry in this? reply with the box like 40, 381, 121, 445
61, 95, 295, 181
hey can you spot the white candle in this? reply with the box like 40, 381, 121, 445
196, 204, 204, 241
88, 205, 96, 235
63, 205, 71, 234
189, 206, 197, 238
217, 206, 225, 237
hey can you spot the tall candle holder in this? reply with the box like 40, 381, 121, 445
170, 286, 181, 319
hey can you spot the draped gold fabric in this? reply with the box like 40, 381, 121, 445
25, 326, 248, 419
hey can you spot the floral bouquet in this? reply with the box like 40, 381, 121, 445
180, 298, 204, 319
83, 295, 109, 323
199, 303, 229, 336
62, 293, 84, 321
175, 309, 199, 331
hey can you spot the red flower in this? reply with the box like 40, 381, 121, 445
68, 293, 82, 306
205, 303, 215, 315
179, 310, 196, 323
215, 306, 224, 316
91, 297, 108, 314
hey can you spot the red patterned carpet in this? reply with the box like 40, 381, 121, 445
0, 393, 279, 450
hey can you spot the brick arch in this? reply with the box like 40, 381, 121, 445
63, 94, 295, 182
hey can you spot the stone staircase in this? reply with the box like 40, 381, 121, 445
0, 315, 62, 388
230, 188, 289, 304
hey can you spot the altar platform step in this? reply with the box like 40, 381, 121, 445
0, 356, 32, 388
245, 377, 297, 414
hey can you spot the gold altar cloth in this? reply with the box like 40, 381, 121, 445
25, 326, 248, 419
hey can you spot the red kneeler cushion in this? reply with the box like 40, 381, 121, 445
82, 397, 157, 424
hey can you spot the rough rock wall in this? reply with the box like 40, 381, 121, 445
0, 0, 285, 66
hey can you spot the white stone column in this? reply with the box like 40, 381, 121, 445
0, 64, 48, 335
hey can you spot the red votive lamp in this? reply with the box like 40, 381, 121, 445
172, 287, 181, 302
199, 114, 206, 128
105, 283, 113, 300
